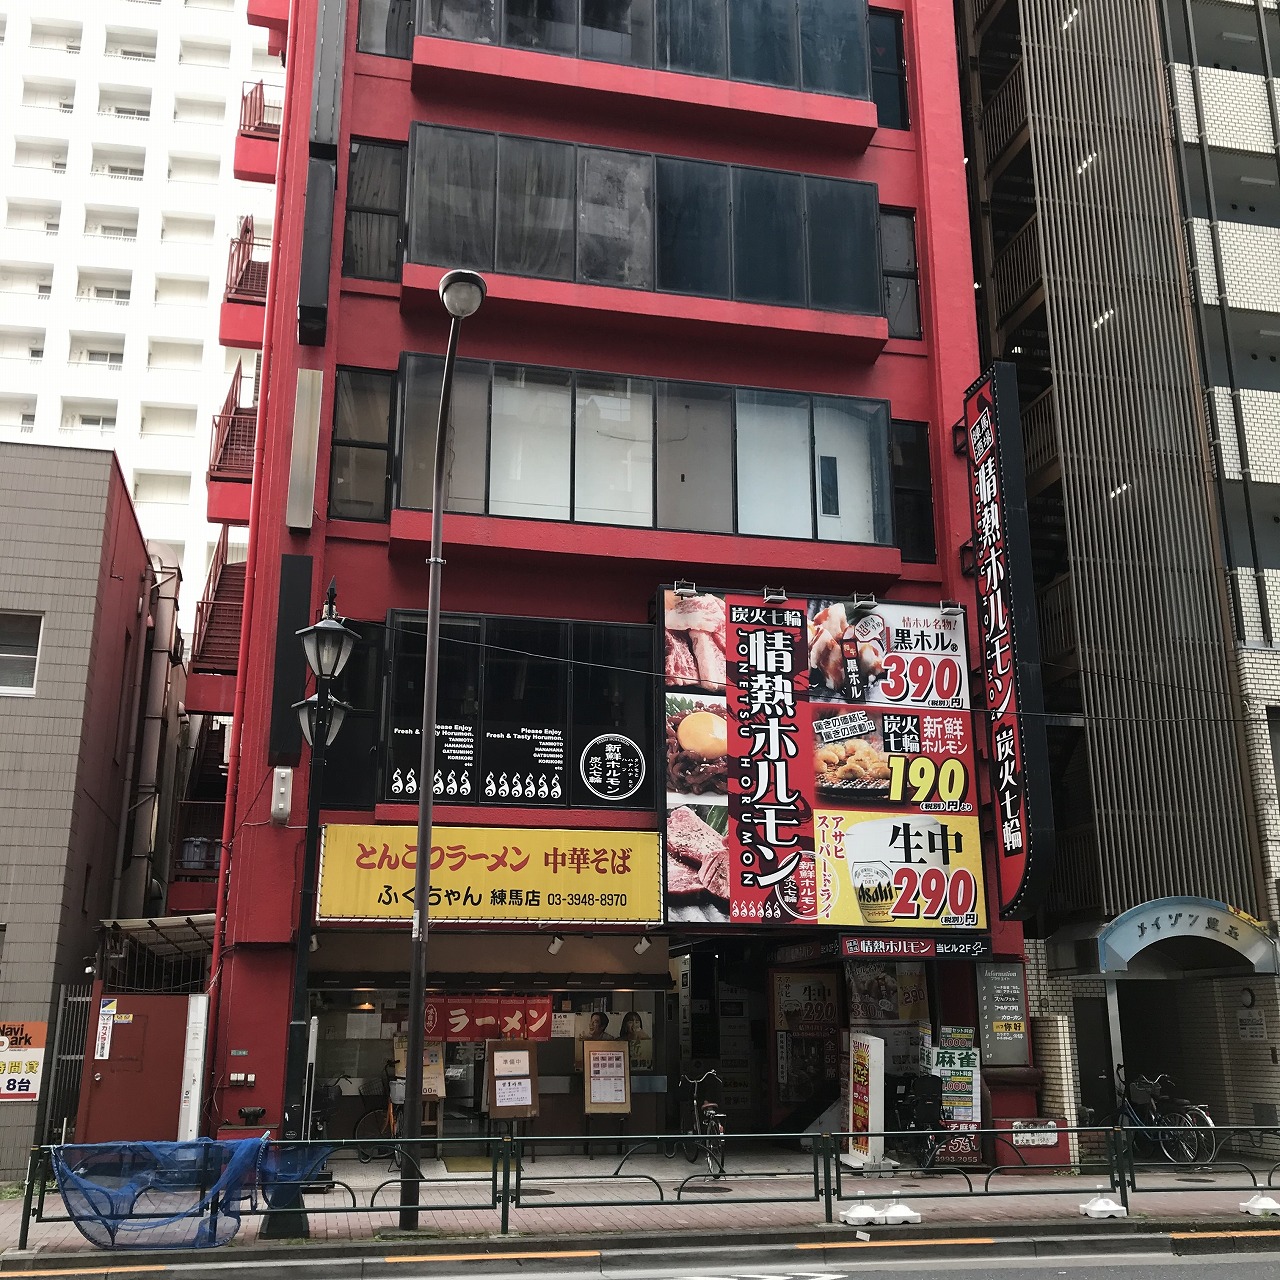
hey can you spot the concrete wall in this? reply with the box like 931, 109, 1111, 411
0, 443, 149, 1175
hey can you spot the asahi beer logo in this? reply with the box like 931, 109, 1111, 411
579, 734, 646, 801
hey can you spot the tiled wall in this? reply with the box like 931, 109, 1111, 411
1171, 65, 1278, 152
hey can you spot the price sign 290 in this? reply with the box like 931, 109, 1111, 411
891, 866, 979, 922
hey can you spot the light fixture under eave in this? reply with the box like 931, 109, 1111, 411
438, 268, 487, 319
939, 600, 964, 618
547, 935, 564, 956
762, 586, 787, 604
850, 592, 878, 618
634, 936, 652, 955
673, 579, 697, 598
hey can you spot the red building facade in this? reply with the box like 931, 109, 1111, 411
209, 0, 1031, 1142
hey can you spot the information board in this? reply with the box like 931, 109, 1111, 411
976, 962, 1030, 1065
484, 1040, 538, 1119
584, 1040, 631, 1114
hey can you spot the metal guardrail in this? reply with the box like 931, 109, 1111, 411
981, 61, 1027, 166
19, 1124, 1280, 1249
992, 216, 1043, 322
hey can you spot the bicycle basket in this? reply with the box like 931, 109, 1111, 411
359, 1078, 384, 1101
1129, 1082, 1153, 1108
388, 1077, 406, 1106
313, 1083, 343, 1111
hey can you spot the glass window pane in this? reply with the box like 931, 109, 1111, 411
881, 211, 916, 271
729, 0, 798, 87
885, 276, 920, 339
655, 158, 730, 297
330, 447, 389, 520
891, 419, 934, 562
497, 137, 575, 279
732, 168, 805, 306
655, 0, 725, 74
481, 617, 567, 735
577, 149, 654, 288
812, 396, 888, 543
335, 368, 393, 443
569, 623, 656, 808
321, 624, 380, 808
343, 212, 401, 280
581, 0, 654, 64
418, 0, 498, 40
505, 0, 577, 51
407, 125, 496, 270
806, 177, 880, 312
574, 373, 654, 526
398, 355, 488, 513
348, 140, 406, 214
489, 365, 572, 519
800, 0, 868, 96
870, 11, 908, 128
0, 615, 40, 656
656, 380, 733, 531
734, 389, 812, 538
358, 0, 414, 55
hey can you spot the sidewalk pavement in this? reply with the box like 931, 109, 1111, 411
4, 1144, 1280, 1258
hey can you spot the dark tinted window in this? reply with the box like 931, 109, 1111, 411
801, 0, 869, 96
357, 0, 413, 56
320, 623, 382, 809
869, 10, 908, 129
329, 368, 393, 521
581, 0, 654, 63
397, 354, 488, 514
656, 158, 730, 296
408, 126, 496, 270
807, 176, 880, 313
655, 0, 726, 73
729, 0, 798, 87
343, 140, 405, 281
506, 0, 577, 52
882, 209, 921, 338
891, 419, 935, 562
733, 168, 805, 305
497, 136, 575, 278
483, 618, 568, 733
577, 149, 654, 288
418, 0, 497, 41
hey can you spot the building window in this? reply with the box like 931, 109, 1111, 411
869, 9, 908, 130
384, 613, 655, 809
408, 124, 882, 315
395, 355, 894, 543
418, 0, 497, 42
882, 210, 921, 339
320, 621, 381, 809
329, 368, 393, 520
890, 420, 935, 563
0, 613, 41, 693
343, 140, 406, 281
357, 0, 414, 56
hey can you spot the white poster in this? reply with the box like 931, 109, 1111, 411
493, 1049, 530, 1077
551, 1012, 577, 1038
494, 1077, 533, 1107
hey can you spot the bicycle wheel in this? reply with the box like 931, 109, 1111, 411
1125, 1117, 1158, 1162
682, 1130, 699, 1163
1158, 1111, 1198, 1164
1185, 1107, 1218, 1164
704, 1121, 725, 1178
354, 1107, 392, 1163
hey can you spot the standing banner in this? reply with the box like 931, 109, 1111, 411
845, 1032, 886, 1165
662, 589, 987, 932
963, 363, 1056, 919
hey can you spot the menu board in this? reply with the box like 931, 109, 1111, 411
661, 589, 986, 931
485, 1039, 539, 1119
977, 962, 1029, 1065
584, 1041, 631, 1114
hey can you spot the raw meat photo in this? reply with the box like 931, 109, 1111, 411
665, 804, 731, 924
665, 590, 726, 692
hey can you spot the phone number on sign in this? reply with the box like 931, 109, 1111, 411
545, 893, 628, 908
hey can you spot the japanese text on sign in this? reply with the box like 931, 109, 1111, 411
0, 1021, 45, 1100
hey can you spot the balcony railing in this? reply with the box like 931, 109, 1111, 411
225, 215, 270, 301
1022, 387, 1057, 474
239, 80, 282, 136
981, 60, 1027, 166
992, 216, 1042, 323
209, 360, 256, 480
1036, 573, 1077, 666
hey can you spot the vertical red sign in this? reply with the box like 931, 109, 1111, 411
725, 596, 818, 922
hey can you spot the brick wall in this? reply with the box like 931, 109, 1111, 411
1030, 1013, 1080, 1165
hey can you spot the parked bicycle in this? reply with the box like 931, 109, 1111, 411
886, 1072, 947, 1171
1115, 1066, 1214, 1164
354, 1059, 405, 1167
662, 1069, 726, 1176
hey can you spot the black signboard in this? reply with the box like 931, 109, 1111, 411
384, 612, 654, 811
976, 961, 1030, 1066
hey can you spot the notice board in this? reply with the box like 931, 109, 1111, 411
484, 1040, 539, 1119
976, 962, 1030, 1065
583, 1040, 630, 1114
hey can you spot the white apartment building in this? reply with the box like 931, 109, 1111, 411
0, 0, 279, 627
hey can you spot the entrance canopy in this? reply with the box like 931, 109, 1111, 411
1095, 897, 1278, 976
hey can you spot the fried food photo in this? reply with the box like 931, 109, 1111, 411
814, 734, 892, 792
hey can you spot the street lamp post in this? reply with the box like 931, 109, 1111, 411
400, 269, 486, 1229
265, 579, 356, 1240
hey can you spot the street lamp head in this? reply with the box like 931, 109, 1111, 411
293, 695, 353, 748
439, 269, 486, 320
297, 578, 359, 679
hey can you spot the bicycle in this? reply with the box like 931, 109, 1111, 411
886, 1072, 946, 1171
662, 1069, 726, 1177
1114, 1066, 1200, 1165
354, 1059, 405, 1167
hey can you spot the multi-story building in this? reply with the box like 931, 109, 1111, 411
201, 0, 1048, 1146
959, 0, 1280, 1138
0, 443, 184, 1175
0, 0, 283, 630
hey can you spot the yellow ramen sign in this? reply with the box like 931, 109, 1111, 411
317, 824, 663, 925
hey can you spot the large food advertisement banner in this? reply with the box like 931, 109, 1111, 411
662, 589, 985, 930
318, 824, 662, 924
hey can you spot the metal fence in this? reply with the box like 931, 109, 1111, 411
40, 984, 91, 1146
20, 1123, 1280, 1250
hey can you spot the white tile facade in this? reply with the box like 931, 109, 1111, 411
1212, 387, 1280, 484
1191, 218, 1280, 312
1170, 64, 1277, 152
